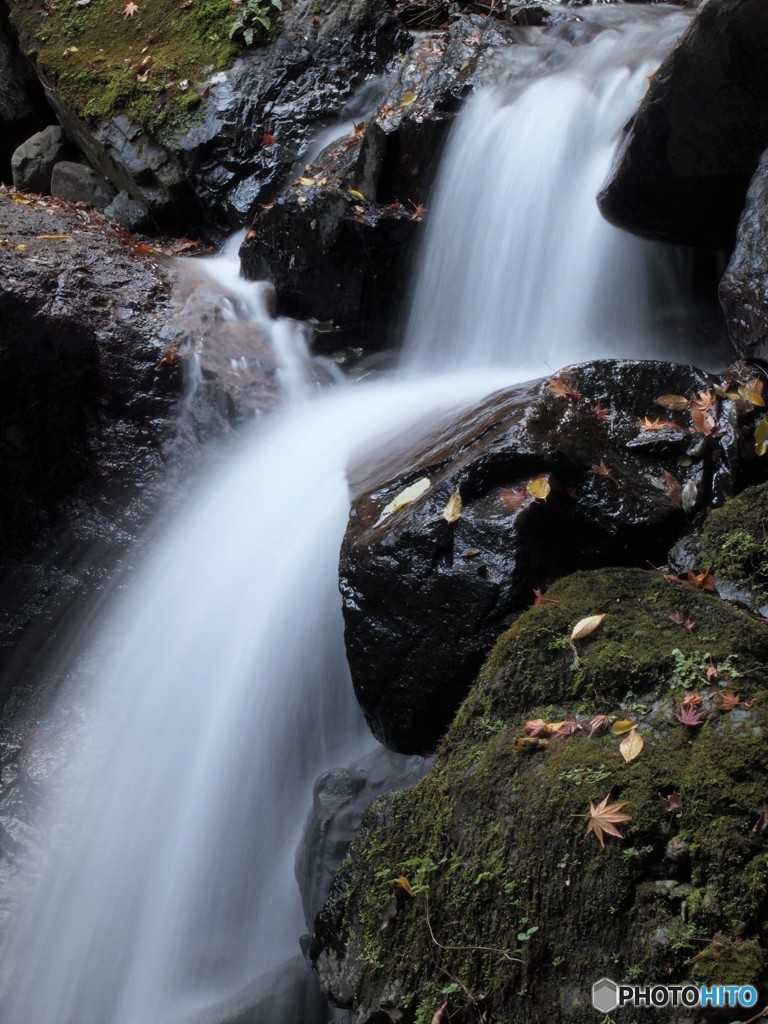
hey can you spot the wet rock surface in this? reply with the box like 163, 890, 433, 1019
314, 567, 768, 1024
340, 359, 767, 754
10, 126, 69, 194
598, 0, 768, 248
239, 17, 520, 348
719, 149, 768, 361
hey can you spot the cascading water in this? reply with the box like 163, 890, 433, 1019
1, 7, 723, 1024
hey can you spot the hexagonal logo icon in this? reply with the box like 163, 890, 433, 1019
592, 977, 619, 1014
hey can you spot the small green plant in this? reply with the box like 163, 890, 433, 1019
559, 764, 612, 787
669, 648, 741, 690
229, 0, 281, 45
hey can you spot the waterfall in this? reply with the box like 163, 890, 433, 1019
0, 7, 717, 1024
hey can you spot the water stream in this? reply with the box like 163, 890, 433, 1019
0, 7, 724, 1024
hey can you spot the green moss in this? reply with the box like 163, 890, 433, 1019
700, 482, 768, 602
321, 569, 768, 1023
10, 0, 280, 135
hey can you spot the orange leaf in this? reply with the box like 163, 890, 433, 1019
546, 377, 581, 400
637, 417, 680, 431
583, 793, 632, 849
654, 394, 690, 411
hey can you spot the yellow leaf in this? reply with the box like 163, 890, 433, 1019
442, 490, 462, 523
380, 477, 431, 518
611, 720, 637, 736
395, 876, 413, 895
570, 613, 606, 641
620, 727, 644, 763
739, 382, 766, 407
654, 394, 690, 411
297, 176, 315, 186
526, 475, 551, 501
514, 736, 548, 750
36, 234, 71, 239
399, 91, 418, 106
347, 189, 366, 202
755, 417, 768, 457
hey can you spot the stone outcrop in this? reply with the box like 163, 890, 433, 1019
598, 0, 768, 248
11, 126, 69, 193
719, 149, 768, 361
339, 359, 767, 754
314, 567, 768, 1024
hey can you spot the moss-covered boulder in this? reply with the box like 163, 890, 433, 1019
313, 568, 768, 1024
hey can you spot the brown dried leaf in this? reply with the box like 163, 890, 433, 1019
677, 704, 706, 727
591, 461, 612, 477
588, 714, 611, 738
431, 1001, 450, 1024
668, 611, 696, 631
686, 570, 716, 592
546, 377, 581, 400
655, 394, 690, 412
584, 793, 632, 849
691, 390, 716, 412
691, 406, 718, 436
738, 378, 766, 407
753, 806, 768, 833
637, 416, 680, 431
659, 792, 682, 814
500, 486, 527, 509
718, 689, 742, 712
591, 402, 611, 422
659, 470, 682, 508
681, 691, 702, 709
395, 876, 413, 896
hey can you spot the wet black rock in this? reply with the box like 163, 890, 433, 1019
240, 16, 518, 349
339, 359, 762, 754
50, 160, 116, 209
11, 126, 69, 193
719, 149, 768, 360
0, 3, 49, 182
598, 0, 768, 248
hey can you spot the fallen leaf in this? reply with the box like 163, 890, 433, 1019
399, 91, 418, 106
637, 417, 680, 431
681, 691, 702, 708
442, 490, 462, 523
553, 716, 583, 738
515, 736, 549, 750
659, 792, 682, 814
691, 406, 717, 436
546, 377, 581, 400
123, 1, 138, 15
347, 189, 366, 201
526, 475, 551, 501
460, 548, 480, 558
677, 704, 706, 727
379, 477, 431, 519
691, 390, 716, 412
156, 344, 176, 368
655, 394, 690, 412
431, 1001, 449, 1024
686, 570, 715, 592
532, 586, 557, 607
682, 478, 697, 513
178, 79, 189, 91
583, 793, 632, 849
753, 806, 768, 833
500, 486, 527, 509
591, 461, 612, 477
655, 470, 682, 508
297, 176, 315, 186
738, 378, 766, 407
588, 714, 611, 738
571, 614, 606, 642
410, 201, 427, 221
261, 133, 276, 147
611, 720, 637, 736
755, 417, 768, 457
395, 876, 413, 896
591, 402, 612, 422
620, 727, 643, 763
36, 234, 71, 239
668, 611, 696, 631
718, 689, 742, 712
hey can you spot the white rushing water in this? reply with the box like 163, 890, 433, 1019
2, 7, 709, 1024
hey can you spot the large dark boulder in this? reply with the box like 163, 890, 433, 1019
239, 15, 519, 348
719, 149, 768, 360
340, 359, 767, 754
12, 0, 410, 231
0, 1, 49, 183
598, 0, 768, 248
314, 567, 768, 1024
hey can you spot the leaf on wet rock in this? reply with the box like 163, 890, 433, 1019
718, 689, 746, 712
591, 460, 612, 477
654, 394, 690, 411
347, 189, 366, 201
442, 490, 462, 523
656, 470, 682, 508
691, 406, 717, 436
297, 176, 316, 186
526, 475, 551, 501
681, 478, 697, 513
681, 691, 702, 709
588, 714, 611, 738
755, 417, 768, 456
570, 613, 606, 641
690, 390, 716, 412
637, 417, 680, 431
500, 486, 527, 509
738, 378, 766, 407
677, 704, 706, 727
546, 377, 581, 399
619, 727, 643, 763
582, 793, 632, 849
379, 477, 431, 520
399, 91, 418, 106
591, 402, 611, 422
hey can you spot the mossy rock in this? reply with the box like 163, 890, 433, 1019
314, 568, 768, 1024
697, 482, 768, 610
